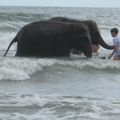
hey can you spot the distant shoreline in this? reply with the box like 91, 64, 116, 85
0, 5, 120, 9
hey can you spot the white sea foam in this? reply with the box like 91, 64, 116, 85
0, 57, 57, 80
0, 56, 120, 81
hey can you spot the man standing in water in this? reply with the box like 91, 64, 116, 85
108, 28, 120, 60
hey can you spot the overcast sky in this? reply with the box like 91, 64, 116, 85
0, 0, 120, 7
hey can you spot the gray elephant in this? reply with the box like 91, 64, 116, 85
4, 20, 92, 57
50, 17, 113, 51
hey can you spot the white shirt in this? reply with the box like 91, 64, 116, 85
113, 35, 120, 56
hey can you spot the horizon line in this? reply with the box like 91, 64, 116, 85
0, 5, 120, 9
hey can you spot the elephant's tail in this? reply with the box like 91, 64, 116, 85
4, 36, 17, 56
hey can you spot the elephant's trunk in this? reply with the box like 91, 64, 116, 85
99, 36, 114, 50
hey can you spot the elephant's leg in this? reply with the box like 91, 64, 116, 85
56, 45, 70, 57
15, 42, 30, 57
15, 49, 26, 57
56, 38, 70, 57
15, 43, 22, 56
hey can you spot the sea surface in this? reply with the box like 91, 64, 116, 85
0, 6, 120, 120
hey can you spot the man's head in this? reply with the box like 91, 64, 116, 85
111, 28, 119, 37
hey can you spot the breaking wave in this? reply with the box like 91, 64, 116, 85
0, 56, 119, 81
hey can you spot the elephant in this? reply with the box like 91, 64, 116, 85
50, 17, 114, 51
4, 20, 92, 58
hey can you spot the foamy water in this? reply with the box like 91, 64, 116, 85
0, 6, 120, 120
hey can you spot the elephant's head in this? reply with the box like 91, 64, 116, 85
84, 20, 114, 49
69, 23, 92, 58
50, 17, 113, 50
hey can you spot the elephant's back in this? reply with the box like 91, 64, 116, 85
23, 20, 70, 35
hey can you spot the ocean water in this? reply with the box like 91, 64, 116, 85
0, 6, 120, 120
